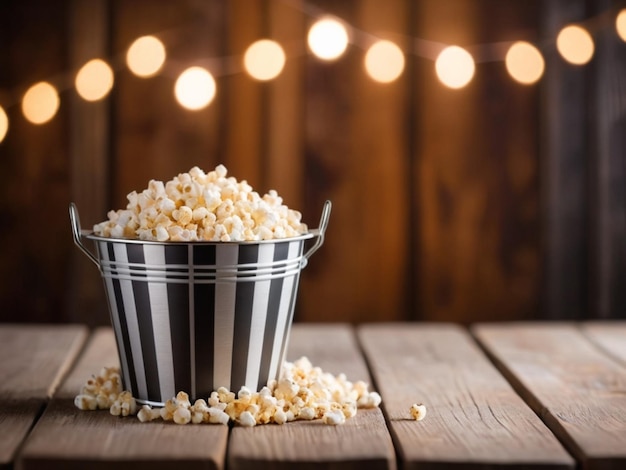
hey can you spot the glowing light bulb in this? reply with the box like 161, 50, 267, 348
616, 9, 626, 42
174, 66, 216, 110
22, 81, 60, 124
126, 35, 166, 77
75, 59, 114, 101
435, 46, 475, 89
364, 40, 405, 84
307, 17, 349, 61
505, 41, 545, 85
244, 39, 286, 81
0, 106, 8, 143
557, 25, 594, 65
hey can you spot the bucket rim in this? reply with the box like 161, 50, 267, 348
84, 231, 315, 245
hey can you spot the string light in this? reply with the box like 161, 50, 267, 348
174, 66, 216, 110
22, 81, 60, 124
617, 9, 626, 41
0, 3, 622, 139
557, 25, 594, 65
243, 39, 286, 81
505, 41, 545, 85
126, 35, 166, 78
0, 106, 8, 143
75, 59, 114, 101
364, 40, 405, 84
435, 46, 475, 89
307, 17, 349, 61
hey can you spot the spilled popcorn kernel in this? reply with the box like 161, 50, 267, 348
410, 403, 427, 421
110, 391, 137, 417
137, 405, 160, 423
74, 367, 123, 411
74, 357, 383, 427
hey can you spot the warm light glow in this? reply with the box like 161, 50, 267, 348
307, 17, 349, 61
126, 35, 166, 77
556, 25, 594, 65
617, 9, 626, 42
75, 59, 114, 101
364, 40, 405, 83
174, 66, 216, 110
435, 46, 475, 89
22, 81, 60, 124
0, 106, 8, 143
243, 39, 286, 81
505, 41, 545, 85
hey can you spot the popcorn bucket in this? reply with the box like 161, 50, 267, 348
69, 200, 331, 406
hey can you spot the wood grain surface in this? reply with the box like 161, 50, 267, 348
358, 323, 574, 470
581, 321, 626, 367
11, 321, 626, 469
473, 322, 626, 470
0, 324, 87, 470
17, 328, 228, 470
228, 324, 396, 470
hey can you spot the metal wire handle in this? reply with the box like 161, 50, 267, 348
302, 199, 332, 266
69, 202, 100, 267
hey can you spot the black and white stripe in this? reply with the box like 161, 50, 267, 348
91, 236, 309, 406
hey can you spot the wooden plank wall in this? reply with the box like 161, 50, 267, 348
0, 0, 625, 326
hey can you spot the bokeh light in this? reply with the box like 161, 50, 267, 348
616, 9, 626, 42
435, 46, 475, 89
22, 81, 60, 124
556, 25, 594, 65
174, 66, 216, 110
0, 106, 8, 143
126, 35, 166, 78
505, 41, 545, 85
244, 39, 286, 81
364, 40, 405, 84
75, 59, 114, 101
307, 17, 349, 61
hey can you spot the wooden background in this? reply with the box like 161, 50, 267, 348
0, 0, 624, 326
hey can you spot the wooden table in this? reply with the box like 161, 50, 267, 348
2, 322, 626, 470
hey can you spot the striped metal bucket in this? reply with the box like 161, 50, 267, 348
70, 201, 331, 406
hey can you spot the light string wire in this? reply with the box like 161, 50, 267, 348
0, 2, 624, 142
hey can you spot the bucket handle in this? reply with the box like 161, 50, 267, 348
69, 203, 100, 268
302, 200, 332, 266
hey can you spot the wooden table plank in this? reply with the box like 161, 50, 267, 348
359, 323, 574, 470
581, 321, 626, 367
0, 324, 87, 470
473, 322, 626, 470
227, 324, 396, 470
17, 328, 228, 470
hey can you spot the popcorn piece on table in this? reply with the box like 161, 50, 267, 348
322, 409, 346, 426
410, 403, 427, 421
110, 391, 137, 417
137, 405, 161, 423
75, 356, 384, 427
74, 366, 122, 411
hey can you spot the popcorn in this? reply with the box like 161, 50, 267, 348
110, 391, 137, 417
74, 357, 383, 427
238, 411, 257, 427
207, 407, 230, 425
173, 406, 192, 425
74, 394, 97, 411
137, 405, 160, 423
322, 409, 346, 426
93, 165, 308, 242
410, 403, 427, 421
74, 366, 122, 411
